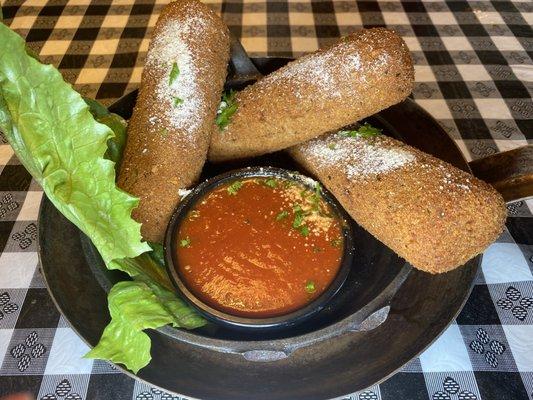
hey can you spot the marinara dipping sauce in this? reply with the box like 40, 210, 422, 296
174, 174, 345, 319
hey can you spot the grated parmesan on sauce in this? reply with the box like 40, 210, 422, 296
277, 179, 335, 237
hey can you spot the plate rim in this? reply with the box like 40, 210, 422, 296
37, 57, 480, 400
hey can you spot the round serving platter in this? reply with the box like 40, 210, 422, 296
39, 58, 478, 400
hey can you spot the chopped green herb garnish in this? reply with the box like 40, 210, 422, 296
227, 180, 243, 195
276, 210, 289, 221
173, 96, 183, 107
169, 62, 180, 85
305, 280, 316, 293
328, 143, 336, 150
314, 183, 322, 197
180, 236, 191, 248
339, 122, 382, 138
299, 225, 310, 237
216, 90, 238, 130
264, 178, 277, 188
313, 246, 323, 253
330, 238, 342, 248
283, 181, 295, 189
309, 183, 322, 212
293, 212, 304, 228
159, 128, 169, 137
292, 203, 307, 232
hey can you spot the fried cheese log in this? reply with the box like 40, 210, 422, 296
209, 28, 413, 162
118, 0, 230, 242
289, 133, 507, 273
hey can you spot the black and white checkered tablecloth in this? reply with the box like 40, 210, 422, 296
0, 0, 532, 399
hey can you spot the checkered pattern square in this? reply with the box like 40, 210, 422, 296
0, 0, 532, 399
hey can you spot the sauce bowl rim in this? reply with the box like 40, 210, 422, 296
164, 166, 355, 330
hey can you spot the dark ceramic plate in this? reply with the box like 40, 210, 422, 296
39, 58, 478, 400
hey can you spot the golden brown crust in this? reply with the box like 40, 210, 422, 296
289, 133, 507, 273
209, 28, 414, 162
118, 0, 230, 242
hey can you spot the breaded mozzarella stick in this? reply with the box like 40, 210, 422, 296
118, 0, 230, 242
209, 28, 413, 162
289, 132, 507, 273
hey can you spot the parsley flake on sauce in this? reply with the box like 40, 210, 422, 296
330, 238, 342, 248
169, 62, 180, 85
314, 183, 322, 197
311, 183, 322, 211
339, 122, 382, 138
292, 204, 310, 237
264, 178, 277, 188
299, 225, 310, 237
291, 204, 310, 236
216, 90, 238, 130
305, 280, 316, 293
276, 210, 289, 221
227, 180, 243, 196
292, 210, 304, 228
180, 236, 191, 248
283, 181, 295, 189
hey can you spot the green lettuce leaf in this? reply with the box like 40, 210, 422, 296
87, 251, 205, 372
0, 25, 206, 373
84, 97, 110, 118
85, 281, 172, 374
85, 277, 205, 374
111, 253, 172, 290
84, 98, 127, 169
148, 241, 165, 266
101, 113, 127, 169
0, 23, 150, 265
